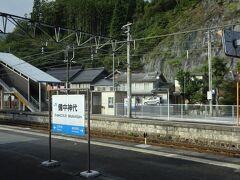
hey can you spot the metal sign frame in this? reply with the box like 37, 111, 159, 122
42, 87, 99, 177
52, 94, 85, 136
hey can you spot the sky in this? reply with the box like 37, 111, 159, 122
0, 0, 34, 32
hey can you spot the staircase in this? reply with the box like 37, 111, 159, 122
0, 79, 38, 112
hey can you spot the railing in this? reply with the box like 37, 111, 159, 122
30, 96, 39, 109
115, 103, 237, 125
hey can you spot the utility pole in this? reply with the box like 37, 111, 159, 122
65, 46, 70, 90
122, 23, 132, 118
208, 30, 213, 115
112, 41, 116, 91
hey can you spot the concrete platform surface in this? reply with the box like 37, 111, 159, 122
0, 125, 240, 180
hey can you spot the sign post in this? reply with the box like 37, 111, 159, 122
80, 89, 100, 178
41, 90, 60, 167
41, 88, 100, 176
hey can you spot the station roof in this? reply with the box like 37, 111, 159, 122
0, 52, 61, 83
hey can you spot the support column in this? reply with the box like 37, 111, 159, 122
90, 91, 93, 114
9, 95, 11, 109
28, 78, 30, 102
18, 101, 22, 111
39, 82, 42, 112
0, 88, 4, 110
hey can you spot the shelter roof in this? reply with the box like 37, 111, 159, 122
0, 53, 61, 83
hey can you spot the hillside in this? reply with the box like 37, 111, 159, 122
133, 0, 240, 81
0, 0, 240, 81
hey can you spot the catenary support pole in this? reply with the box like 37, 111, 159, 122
208, 30, 213, 115
112, 41, 116, 116
123, 23, 132, 118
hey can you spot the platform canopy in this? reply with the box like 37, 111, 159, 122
0, 52, 61, 83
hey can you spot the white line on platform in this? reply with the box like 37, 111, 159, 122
0, 125, 240, 170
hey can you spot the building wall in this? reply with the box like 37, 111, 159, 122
70, 83, 90, 89
118, 82, 154, 94
94, 86, 113, 92
101, 92, 115, 115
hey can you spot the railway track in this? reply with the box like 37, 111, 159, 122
1, 119, 240, 158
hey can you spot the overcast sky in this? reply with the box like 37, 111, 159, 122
0, 0, 33, 16
0, 0, 34, 32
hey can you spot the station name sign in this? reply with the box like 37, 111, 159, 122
52, 95, 85, 136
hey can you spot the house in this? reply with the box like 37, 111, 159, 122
115, 71, 174, 104
70, 67, 109, 89
46, 66, 82, 85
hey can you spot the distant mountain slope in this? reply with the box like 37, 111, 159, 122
0, 0, 240, 81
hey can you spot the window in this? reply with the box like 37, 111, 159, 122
108, 97, 114, 108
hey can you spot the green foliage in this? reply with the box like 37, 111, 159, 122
220, 80, 236, 105
212, 57, 228, 89
201, 57, 229, 105
167, 58, 181, 67
237, 61, 240, 72
31, 0, 42, 21
176, 69, 203, 104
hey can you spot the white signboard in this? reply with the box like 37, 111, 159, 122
207, 91, 212, 100
52, 95, 85, 136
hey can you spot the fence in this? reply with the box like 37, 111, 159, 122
116, 103, 237, 125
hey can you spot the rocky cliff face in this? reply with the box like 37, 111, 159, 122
141, 0, 240, 82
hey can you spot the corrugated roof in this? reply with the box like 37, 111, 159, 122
0, 52, 61, 83
71, 67, 106, 83
46, 66, 82, 82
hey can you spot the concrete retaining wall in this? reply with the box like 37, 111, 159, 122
91, 116, 240, 152
0, 111, 240, 152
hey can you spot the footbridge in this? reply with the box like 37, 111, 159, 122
0, 53, 61, 112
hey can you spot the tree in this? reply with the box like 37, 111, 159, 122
31, 0, 42, 21
176, 69, 203, 104
211, 57, 228, 105
110, 0, 128, 40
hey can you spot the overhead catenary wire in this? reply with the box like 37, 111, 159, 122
1, 19, 235, 73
